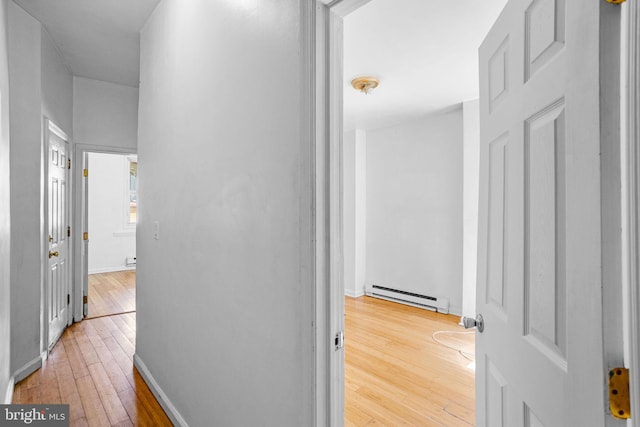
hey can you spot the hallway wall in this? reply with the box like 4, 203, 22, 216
73, 76, 138, 150
41, 30, 72, 134
136, 0, 313, 425
0, 0, 11, 404
8, 1, 73, 380
8, 2, 43, 380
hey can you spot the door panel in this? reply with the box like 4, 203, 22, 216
486, 132, 508, 316
524, 100, 567, 366
477, 1, 615, 426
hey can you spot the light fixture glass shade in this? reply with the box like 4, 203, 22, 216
351, 76, 379, 94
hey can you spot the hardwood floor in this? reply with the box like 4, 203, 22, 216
12, 313, 172, 427
345, 296, 475, 427
87, 271, 136, 318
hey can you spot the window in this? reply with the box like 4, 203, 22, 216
127, 157, 137, 224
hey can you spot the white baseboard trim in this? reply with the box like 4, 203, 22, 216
134, 354, 188, 427
3, 376, 14, 404
13, 353, 44, 383
88, 266, 136, 275
344, 289, 365, 298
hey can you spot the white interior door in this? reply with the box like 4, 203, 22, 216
476, 1, 618, 426
47, 125, 71, 349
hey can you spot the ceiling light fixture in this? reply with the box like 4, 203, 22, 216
351, 76, 379, 94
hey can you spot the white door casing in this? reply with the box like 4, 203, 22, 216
47, 122, 71, 349
476, 1, 619, 426
314, 1, 375, 425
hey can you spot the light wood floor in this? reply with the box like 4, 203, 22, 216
345, 296, 475, 426
87, 271, 136, 318
12, 312, 172, 426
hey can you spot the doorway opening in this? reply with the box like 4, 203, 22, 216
319, 0, 635, 425
337, 0, 505, 424
83, 152, 137, 319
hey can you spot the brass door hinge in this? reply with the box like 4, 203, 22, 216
68, 158, 71, 169
67, 226, 71, 237
83, 168, 88, 177
609, 368, 631, 419
83, 232, 88, 241
83, 295, 88, 304
67, 294, 70, 305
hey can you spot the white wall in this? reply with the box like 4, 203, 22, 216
8, 2, 43, 378
354, 130, 367, 298
366, 108, 464, 314
462, 99, 480, 318
343, 130, 356, 296
73, 76, 138, 150
8, 2, 73, 380
0, 0, 11, 403
136, 1, 312, 425
88, 153, 136, 274
343, 129, 367, 297
41, 30, 72, 134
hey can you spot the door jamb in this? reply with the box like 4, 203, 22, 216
314, 0, 372, 425
42, 118, 72, 355
623, 1, 640, 422
72, 144, 137, 323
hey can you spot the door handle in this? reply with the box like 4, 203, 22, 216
48, 250, 59, 258
462, 314, 484, 333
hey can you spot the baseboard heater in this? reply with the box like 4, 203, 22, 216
365, 284, 449, 314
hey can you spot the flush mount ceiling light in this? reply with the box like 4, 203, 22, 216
351, 76, 379, 94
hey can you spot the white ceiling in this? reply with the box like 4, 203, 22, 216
13, 0, 160, 87
344, 0, 507, 131
12, 0, 506, 116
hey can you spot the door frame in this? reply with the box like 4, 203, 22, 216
314, 0, 640, 424
72, 144, 137, 322
623, 1, 640, 422
42, 117, 73, 354
312, 1, 373, 425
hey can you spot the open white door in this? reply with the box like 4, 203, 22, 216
476, 1, 620, 426
47, 122, 71, 349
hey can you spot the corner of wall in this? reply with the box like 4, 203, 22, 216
344, 288, 365, 298
12, 353, 43, 384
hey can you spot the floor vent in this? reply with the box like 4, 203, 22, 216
365, 284, 449, 314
